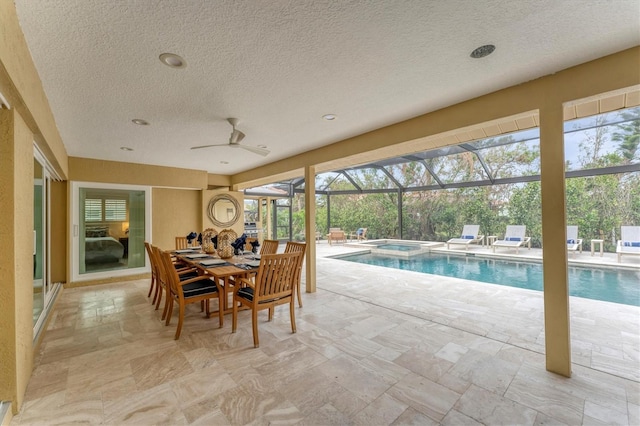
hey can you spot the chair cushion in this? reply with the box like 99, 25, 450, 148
182, 279, 218, 298
179, 271, 199, 280
506, 237, 522, 241
623, 241, 640, 247
237, 286, 254, 301
461, 235, 474, 239
567, 239, 575, 244
236, 287, 280, 304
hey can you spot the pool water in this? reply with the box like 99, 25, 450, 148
338, 252, 640, 307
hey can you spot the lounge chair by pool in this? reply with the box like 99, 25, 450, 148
617, 225, 640, 262
447, 225, 484, 250
492, 225, 531, 254
567, 225, 583, 255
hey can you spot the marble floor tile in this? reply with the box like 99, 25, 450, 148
447, 349, 520, 394
391, 407, 439, 425
440, 409, 483, 426
17, 390, 104, 426
386, 373, 460, 422
394, 348, 454, 382
352, 394, 408, 426
455, 384, 538, 425
316, 354, 396, 403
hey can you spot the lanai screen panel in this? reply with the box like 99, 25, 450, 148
471, 135, 540, 180
343, 167, 397, 190
316, 171, 358, 191
564, 107, 640, 172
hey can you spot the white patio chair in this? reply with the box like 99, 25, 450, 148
567, 225, 583, 255
617, 225, 640, 263
446, 225, 484, 250
492, 225, 531, 254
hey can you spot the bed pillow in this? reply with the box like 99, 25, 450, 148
86, 226, 110, 237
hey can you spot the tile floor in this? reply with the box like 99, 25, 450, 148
12, 243, 640, 425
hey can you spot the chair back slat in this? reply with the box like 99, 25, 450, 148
504, 225, 526, 239
175, 236, 189, 249
158, 249, 183, 299
254, 252, 301, 302
144, 242, 156, 278
260, 239, 280, 255
151, 245, 171, 295
461, 225, 480, 238
284, 241, 306, 287
621, 226, 640, 242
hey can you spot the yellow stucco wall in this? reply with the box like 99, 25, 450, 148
0, 108, 34, 413
152, 188, 202, 251
69, 157, 209, 189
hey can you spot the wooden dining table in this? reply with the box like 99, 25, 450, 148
174, 250, 260, 326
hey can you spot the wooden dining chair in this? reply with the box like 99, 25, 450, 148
284, 241, 307, 308
158, 249, 223, 339
151, 245, 198, 319
260, 239, 280, 255
175, 236, 189, 250
144, 242, 157, 302
232, 251, 302, 348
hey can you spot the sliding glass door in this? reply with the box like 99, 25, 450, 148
33, 148, 59, 332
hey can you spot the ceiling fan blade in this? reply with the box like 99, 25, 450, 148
240, 145, 270, 156
190, 143, 228, 150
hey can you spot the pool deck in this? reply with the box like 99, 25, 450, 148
314, 240, 639, 383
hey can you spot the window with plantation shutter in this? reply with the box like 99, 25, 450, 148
105, 199, 127, 221
85, 199, 102, 221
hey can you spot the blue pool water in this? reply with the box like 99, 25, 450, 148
338, 252, 640, 307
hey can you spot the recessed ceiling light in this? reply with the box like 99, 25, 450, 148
120, 146, 134, 151
323, 114, 337, 121
470, 44, 495, 59
131, 118, 149, 126
257, 144, 267, 149
220, 161, 229, 164
159, 53, 186, 69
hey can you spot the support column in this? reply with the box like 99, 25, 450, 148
540, 103, 572, 377
304, 165, 316, 293
398, 189, 403, 239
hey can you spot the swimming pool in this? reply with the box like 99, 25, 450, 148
337, 252, 640, 307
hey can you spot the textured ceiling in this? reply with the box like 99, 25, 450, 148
14, 0, 640, 175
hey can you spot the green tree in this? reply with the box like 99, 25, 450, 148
612, 107, 640, 164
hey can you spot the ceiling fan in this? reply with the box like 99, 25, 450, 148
190, 118, 270, 156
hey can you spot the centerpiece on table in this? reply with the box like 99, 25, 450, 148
201, 228, 218, 254
217, 229, 237, 259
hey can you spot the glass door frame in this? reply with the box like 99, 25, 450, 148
271, 198, 293, 242
33, 146, 60, 334
71, 181, 151, 282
